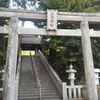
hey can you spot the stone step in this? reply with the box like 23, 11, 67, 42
19, 98, 61, 100
20, 88, 58, 91
19, 95, 61, 99
19, 91, 59, 95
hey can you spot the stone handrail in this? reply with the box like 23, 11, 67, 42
63, 84, 100, 100
66, 85, 87, 99
30, 53, 42, 100
15, 52, 21, 100
38, 50, 62, 96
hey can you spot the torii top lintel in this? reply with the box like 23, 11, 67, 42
0, 7, 100, 23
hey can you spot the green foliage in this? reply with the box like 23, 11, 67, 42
0, 0, 9, 7
0, 34, 6, 70
40, 0, 100, 83
42, 36, 85, 83
0, 0, 9, 68
0, 0, 9, 89
12, 0, 100, 12
91, 38, 100, 68
39, 0, 66, 11
40, 0, 100, 12
0, 19, 8, 70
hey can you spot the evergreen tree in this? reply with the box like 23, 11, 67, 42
40, 0, 100, 83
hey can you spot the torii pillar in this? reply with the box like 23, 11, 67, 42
3, 17, 19, 100
80, 21, 98, 100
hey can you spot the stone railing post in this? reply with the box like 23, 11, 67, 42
63, 82, 68, 100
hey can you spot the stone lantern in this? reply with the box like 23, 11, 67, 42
66, 64, 77, 86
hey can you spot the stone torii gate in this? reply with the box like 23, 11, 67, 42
0, 8, 100, 100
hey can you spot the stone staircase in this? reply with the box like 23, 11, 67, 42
18, 55, 62, 100
18, 56, 38, 100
